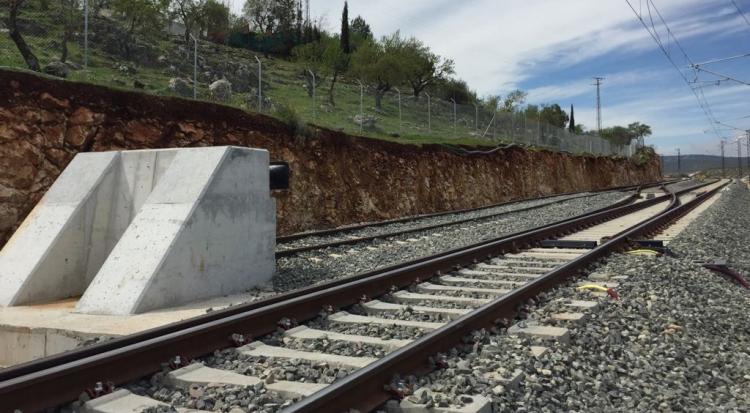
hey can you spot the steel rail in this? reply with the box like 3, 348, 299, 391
276, 181, 670, 244
0, 187, 643, 385
277, 191, 620, 257
0, 182, 702, 412
286, 180, 727, 412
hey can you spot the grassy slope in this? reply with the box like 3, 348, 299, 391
0, 5, 504, 147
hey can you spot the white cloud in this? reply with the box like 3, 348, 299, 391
227, 0, 749, 154
301, 0, 744, 94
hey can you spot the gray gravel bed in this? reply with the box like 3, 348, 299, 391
387, 185, 750, 412
349, 305, 457, 324
664, 178, 699, 192
668, 181, 750, 274
203, 349, 354, 385
261, 330, 389, 358
277, 192, 601, 250
380, 294, 481, 310
494, 251, 750, 412
129, 377, 289, 413
307, 318, 431, 340
272, 191, 627, 295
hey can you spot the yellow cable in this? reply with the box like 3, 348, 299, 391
577, 284, 609, 292
627, 249, 660, 256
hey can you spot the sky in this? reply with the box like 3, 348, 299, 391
229, 0, 750, 156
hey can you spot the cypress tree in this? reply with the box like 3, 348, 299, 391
568, 104, 576, 133
341, 2, 350, 53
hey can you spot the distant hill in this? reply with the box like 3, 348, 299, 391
661, 155, 749, 174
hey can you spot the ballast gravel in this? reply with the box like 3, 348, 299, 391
277, 192, 594, 250
272, 191, 628, 293
400, 182, 750, 412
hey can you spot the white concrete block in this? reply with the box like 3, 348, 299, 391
81, 389, 209, 413
0, 147, 276, 315
0, 152, 119, 306
362, 300, 469, 319
416, 282, 510, 296
284, 325, 412, 351
0, 326, 46, 366
328, 311, 445, 330
391, 291, 490, 306
509, 324, 570, 344
166, 364, 325, 399
238, 342, 377, 369
550, 312, 587, 322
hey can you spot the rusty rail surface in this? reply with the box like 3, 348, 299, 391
0, 181, 703, 413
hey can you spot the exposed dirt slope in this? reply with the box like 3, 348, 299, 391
0, 70, 661, 247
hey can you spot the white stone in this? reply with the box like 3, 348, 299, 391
167, 364, 325, 399
238, 341, 376, 369
209, 78, 232, 102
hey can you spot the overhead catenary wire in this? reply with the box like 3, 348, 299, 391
731, 0, 750, 29
625, 0, 724, 140
689, 65, 750, 87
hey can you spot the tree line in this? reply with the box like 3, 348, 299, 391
5, 0, 653, 145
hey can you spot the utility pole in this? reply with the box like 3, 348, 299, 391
660, 154, 664, 176
677, 148, 681, 175
593, 77, 604, 133
721, 140, 726, 178
746, 130, 750, 176
84, 0, 88, 72
739, 139, 743, 179
450, 98, 456, 138
255, 56, 262, 111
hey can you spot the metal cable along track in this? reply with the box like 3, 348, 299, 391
0, 180, 712, 412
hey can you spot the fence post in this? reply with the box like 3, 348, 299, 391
425, 93, 431, 134
537, 112, 541, 146
308, 70, 316, 120
493, 111, 497, 139
83, 0, 88, 72
395, 88, 402, 134
356, 79, 364, 134
473, 103, 478, 133
190, 34, 197, 99
254, 56, 262, 112
450, 98, 456, 138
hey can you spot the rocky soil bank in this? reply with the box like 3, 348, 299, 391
0, 69, 660, 247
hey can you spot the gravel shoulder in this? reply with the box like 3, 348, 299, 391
500, 182, 750, 411
277, 192, 595, 250
272, 191, 628, 293
407, 181, 750, 412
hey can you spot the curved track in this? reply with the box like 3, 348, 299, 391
276, 182, 669, 257
1, 181, 718, 412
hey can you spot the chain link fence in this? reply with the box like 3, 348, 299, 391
1, 1, 636, 157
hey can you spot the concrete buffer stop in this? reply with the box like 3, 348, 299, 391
0, 146, 281, 315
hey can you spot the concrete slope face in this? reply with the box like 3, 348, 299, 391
0, 152, 120, 306
0, 147, 275, 315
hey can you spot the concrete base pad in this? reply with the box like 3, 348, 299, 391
82, 389, 210, 413
0, 292, 268, 367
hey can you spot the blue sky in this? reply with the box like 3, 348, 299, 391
230, 0, 750, 155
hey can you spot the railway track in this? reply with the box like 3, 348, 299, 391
275, 182, 669, 257
0, 180, 717, 413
